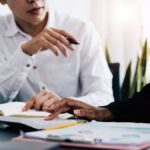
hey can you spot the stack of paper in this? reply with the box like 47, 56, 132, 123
0, 116, 81, 130
0, 102, 74, 130
24, 121, 150, 150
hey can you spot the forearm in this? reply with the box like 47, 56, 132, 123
104, 84, 150, 123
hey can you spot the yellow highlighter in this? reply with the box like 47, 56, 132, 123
44, 122, 87, 131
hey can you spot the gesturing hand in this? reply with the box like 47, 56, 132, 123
22, 28, 78, 57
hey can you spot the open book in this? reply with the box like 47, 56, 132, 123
0, 102, 74, 130
0, 102, 72, 118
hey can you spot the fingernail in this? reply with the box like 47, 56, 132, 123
74, 110, 80, 115
70, 46, 75, 51
56, 52, 59, 56
22, 107, 27, 112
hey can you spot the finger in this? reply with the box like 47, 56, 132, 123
67, 100, 94, 110
45, 107, 69, 120
43, 106, 51, 112
34, 94, 51, 110
33, 90, 47, 109
22, 98, 35, 111
44, 33, 68, 57
48, 100, 67, 112
52, 28, 78, 43
45, 39, 59, 56
42, 98, 58, 108
36, 90, 47, 98
47, 29, 75, 51
41, 37, 59, 56
23, 91, 47, 111
74, 109, 95, 120
49, 91, 61, 100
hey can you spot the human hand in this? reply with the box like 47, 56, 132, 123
23, 90, 61, 111
21, 28, 78, 57
44, 98, 114, 121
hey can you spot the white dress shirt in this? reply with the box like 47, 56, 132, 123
0, 10, 114, 106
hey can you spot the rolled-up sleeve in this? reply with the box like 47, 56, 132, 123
105, 84, 150, 123
0, 45, 34, 103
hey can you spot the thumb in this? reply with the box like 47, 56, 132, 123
74, 109, 95, 120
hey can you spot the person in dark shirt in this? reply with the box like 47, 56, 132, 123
42, 83, 150, 123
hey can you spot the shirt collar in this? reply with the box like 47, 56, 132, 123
46, 10, 55, 28
5, 14, 20, 37
5, 10, 55, 37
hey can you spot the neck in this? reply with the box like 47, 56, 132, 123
15, 13, 48, 37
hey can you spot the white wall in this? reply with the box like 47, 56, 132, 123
48, 0, 92, 20
0, 0, 92, 19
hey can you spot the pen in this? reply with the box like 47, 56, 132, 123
44, 122, 87, 131
67, 38, 80, 45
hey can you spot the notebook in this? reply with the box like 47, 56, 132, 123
0, 102, 75, 130
0, 102, 72, 118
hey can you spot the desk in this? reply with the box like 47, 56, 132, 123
0, 124, 20, 141
0, 124, 93, 150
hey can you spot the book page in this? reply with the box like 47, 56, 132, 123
0, 102, 73, 119
0, 102, 25, 116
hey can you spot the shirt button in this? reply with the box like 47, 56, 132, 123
33, 66, 37, 69
26, 64, 31, 68
42, 86, 46, 90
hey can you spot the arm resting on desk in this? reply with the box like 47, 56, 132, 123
105, 83, 150, 123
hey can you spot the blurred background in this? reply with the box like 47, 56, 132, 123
1, 0, 150, 95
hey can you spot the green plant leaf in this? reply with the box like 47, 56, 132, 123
105, 44, 111, 64
137, 39, 149, 92
129, 56, 140, 98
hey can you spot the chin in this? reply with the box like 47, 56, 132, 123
29, 12, 47, 25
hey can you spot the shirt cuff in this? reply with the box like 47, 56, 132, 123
104, 103, 128, 121
8, 45, 35, 72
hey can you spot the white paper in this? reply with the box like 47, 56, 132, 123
0, 116, 77, 130
0, 102, 26, 116
25, 121, 150, 145
0, 102, 73, 119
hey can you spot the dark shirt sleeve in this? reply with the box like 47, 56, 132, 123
104, 83, 150, 123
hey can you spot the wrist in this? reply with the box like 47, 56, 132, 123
96, 108, 114, 121
21, 42, 35, 56
102, 108, 114, 121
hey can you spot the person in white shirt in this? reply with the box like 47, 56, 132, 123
0, 0, 114, 110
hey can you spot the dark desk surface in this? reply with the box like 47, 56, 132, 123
0, 124, 93, 150
0, 124, 20, 141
